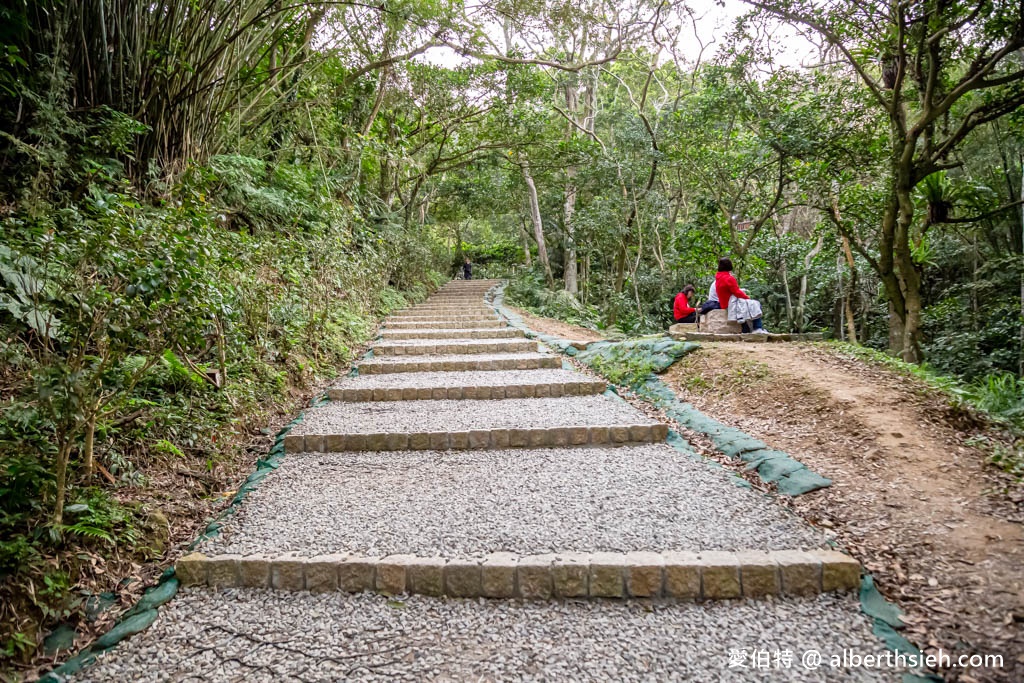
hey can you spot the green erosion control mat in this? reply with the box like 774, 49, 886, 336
860, 576, 943, 682
490, 285, 831, 496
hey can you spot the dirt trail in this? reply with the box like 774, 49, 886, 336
738, 344, 1019, 550
507, 307, 606, 343
663, 342, 1024, 683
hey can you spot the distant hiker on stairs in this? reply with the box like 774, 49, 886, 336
463, 256, 472, 280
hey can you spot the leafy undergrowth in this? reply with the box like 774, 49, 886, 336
504, 273, 611, 334
0, 154, 446, 679
585, 352, 657, 387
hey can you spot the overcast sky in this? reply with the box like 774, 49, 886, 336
419, 0, 820, 70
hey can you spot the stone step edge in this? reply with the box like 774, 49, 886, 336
388, 317, 500, 322
394, 305, 492, 310
372, 341, 538, 356
387, 322, 501, 326
356, 357, 560, 374
327, 380, 607, 402
380, 330, 523, 339
176, 549, 860, 600
393, 309, 494, 313
385, 322, 506, 328
387, 321, 503, 325
391, 313, 495, 317
400, 312, 494, 316
283, 423, 669, 453
405, 305, 494, 309
401, 311, 494, 316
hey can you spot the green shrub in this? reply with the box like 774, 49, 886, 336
505, 271, 603, 330
0, 155, 446, 667
587, 352, 657, 386
965, 373, 1024, 425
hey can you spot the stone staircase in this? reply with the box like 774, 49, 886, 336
179, 279, 857, 599
73, 280, 883, 682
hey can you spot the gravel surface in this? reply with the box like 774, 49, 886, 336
73, 589, 899, 683
358, 351, 551, 368
381, 327, 522, 338
200, 445, 825, 556
375, 338, 537, 349
331, 369, 599, 390
391, 307, 497, 313
388, 313, 498, 319
72, 287, 903, 683
290, 395, 651, 435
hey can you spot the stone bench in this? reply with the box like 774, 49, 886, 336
669, 309, 825, 342
699, 308, 742, 334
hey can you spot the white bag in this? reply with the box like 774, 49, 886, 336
727, 296, 762, 324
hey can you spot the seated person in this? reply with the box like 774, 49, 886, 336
673, 285, 698, 323
699, 280, 720, 316
714, 257, 766, 334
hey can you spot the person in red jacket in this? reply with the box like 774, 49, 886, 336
673, 284, 697, 323
714, 257, 764, 332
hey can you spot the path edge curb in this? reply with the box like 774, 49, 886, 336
175, 549, 860, 601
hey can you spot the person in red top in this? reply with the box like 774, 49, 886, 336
713, 257, 764, 332
673, 284, 697, 323
714, 258, 748, 307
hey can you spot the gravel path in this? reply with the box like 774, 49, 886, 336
200, 445, 825, 557
330, 369, 598, 390
68, 283, 898, 683
375, 338, 537, 349
359, 351, 553, 367
290, 395, 651, 435
381, 327, 522, 338
73, 588, 899, 683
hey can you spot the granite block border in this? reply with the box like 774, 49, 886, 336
326, 380, 607, 402
284, 423, 669, 453
176, 549, 861, 601
356, 355, 563, 374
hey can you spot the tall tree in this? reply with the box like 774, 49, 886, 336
744, 0, 1024, 362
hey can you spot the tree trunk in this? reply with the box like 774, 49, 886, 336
841, 235, 859, 343
518, 217, 532, 266
892, 178, 924, 363
581, 253, 590, 304
83, 412, 97, 480
874, 183, 913, 360
53, 441, 72, 526
560, 72, 592, 297
780, 256, 794, 331
796, 235, 824, 330
871, 108, 926, 363
519, 156, 554, 287
613, 244, 627, 294
563, 174, 578, 294
453, 222, 464, 278
607, 244, 628, 326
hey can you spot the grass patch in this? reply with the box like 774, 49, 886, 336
587, 353, 658, 387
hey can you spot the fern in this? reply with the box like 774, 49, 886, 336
63, 523, 115, 544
